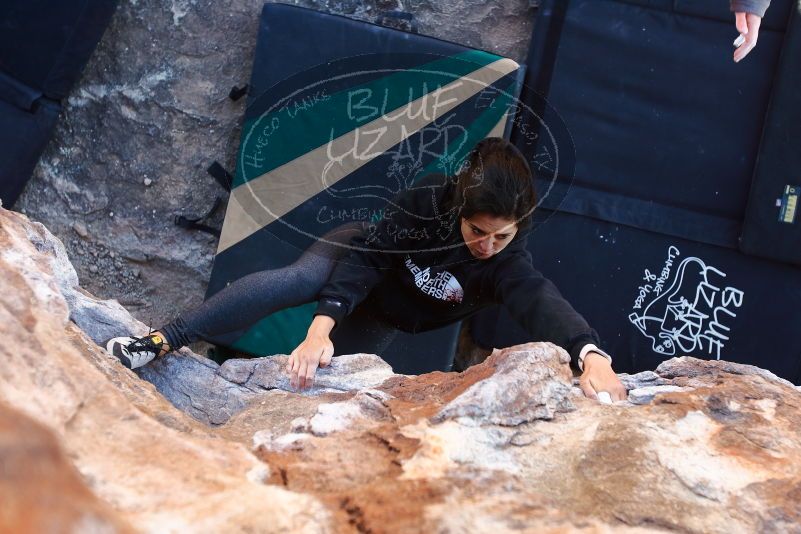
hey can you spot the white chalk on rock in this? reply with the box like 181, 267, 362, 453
597, 391, 612, 405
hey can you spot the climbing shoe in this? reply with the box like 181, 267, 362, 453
105, 331, 170, 370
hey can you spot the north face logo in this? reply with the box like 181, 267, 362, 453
404, 257, 464, 303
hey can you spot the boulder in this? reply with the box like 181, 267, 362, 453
0, 400, 133, 533
0, 207, 331, 533
2, 204, 801, 533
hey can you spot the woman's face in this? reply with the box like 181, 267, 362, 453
460, 213, 518, 260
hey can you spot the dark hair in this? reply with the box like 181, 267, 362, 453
451, 137, 536, 228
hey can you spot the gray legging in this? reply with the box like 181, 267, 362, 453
159, 222, 399, 356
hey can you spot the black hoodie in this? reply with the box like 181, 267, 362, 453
314, 172, 602, 368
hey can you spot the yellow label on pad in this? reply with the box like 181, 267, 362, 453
779, 185, 798, 224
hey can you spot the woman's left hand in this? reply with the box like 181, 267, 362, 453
579, 352, 628, 402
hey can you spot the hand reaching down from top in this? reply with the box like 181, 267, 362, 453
733, 12, 762, 63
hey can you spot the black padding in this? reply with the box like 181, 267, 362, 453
0, 0, 118, 100
515, 0, 793, 247
0, 70, 41, 112
618, 0, 793, 31
0, 98, 60, 207
246, 3, 485, 109
381, 326, 459, 374
673, 0, 793, 31
0, 0, 117, 207
486, 0, 801, 383
740, 8, 801, 265
471, 210, 801, 383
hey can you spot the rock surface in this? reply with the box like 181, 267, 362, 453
136, 350, 396, 425
13, 0, 535, 332
0, 206, 331, 532
0, 400, 133, 533
3, 204, 801, 533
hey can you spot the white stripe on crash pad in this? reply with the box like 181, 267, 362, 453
488, 111, 508, 139
217, 57, 519, 255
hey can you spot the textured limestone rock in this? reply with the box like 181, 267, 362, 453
0, 400, 133, 533
655, 356, 797, 389
627, 384, 689, 405
14, 0, 535, 330
135, 351, 255, 425
617, 369, 669, 390
4, 204, 801, 533
0, 207, 331, 533
432, 343, 575, 425
136, 350, 395, 425
218, 353, 396, 394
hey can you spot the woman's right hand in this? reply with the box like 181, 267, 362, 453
287, 315, 336, 390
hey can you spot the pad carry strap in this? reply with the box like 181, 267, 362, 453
207, 161, 233, 191
173, 162, 233, 237
228, 84, 249, 101
174, 196, 223, 237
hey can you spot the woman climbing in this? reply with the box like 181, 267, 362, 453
105, 137, 626, 401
